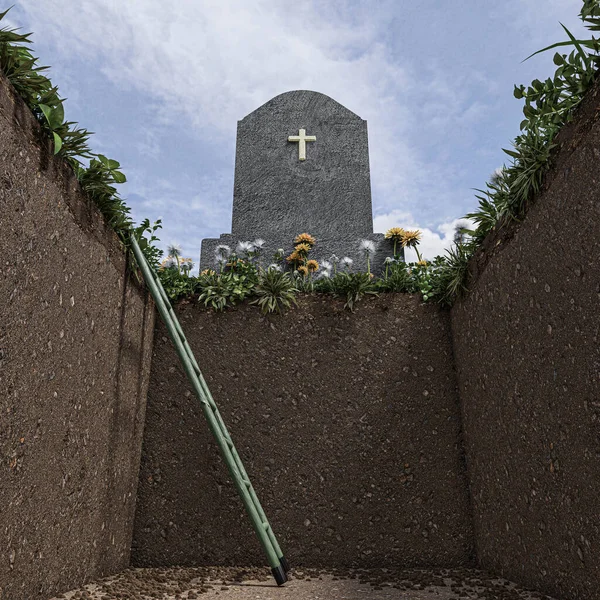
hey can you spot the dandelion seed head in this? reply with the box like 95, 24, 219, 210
236, 241, 254, 255
359, 239, 376, 255
167, 244, 182, 257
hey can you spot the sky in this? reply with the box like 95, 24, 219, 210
7, 1, 588, 265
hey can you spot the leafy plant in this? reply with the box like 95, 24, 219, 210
0, 12, 54, 108
427, 244, 474, 306
319, 271, 378, 311
198, 270, 256, 311
294, 272, 315, 293
429, 1, 600, 304
252, 268, 298, 314
501, 125, 557, 217
74, 156, 132, 234
465, 179, 509, 244
133, 218, 163, 269
159, 267, 200, 301
377, 260, 410, 292
38, 101, 65, 153
0, 8, 158, 266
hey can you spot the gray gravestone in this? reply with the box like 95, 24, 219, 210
200, 90, 398, 273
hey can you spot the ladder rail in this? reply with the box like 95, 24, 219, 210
129, 236, 288, 584
151, 264, 286, 562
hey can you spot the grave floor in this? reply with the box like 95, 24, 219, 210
49, 566, 555, 600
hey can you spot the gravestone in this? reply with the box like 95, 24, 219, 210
200, 90, 398, 273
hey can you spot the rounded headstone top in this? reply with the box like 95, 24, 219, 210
240, 90, 363, 123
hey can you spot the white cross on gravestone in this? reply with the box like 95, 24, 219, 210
288, 128, 316, 161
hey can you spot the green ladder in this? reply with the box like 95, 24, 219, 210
130, 236, 289, 585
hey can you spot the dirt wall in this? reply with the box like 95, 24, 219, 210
132, 294, 474, 569
451, 80, 600, 599
0, 73, 155, 599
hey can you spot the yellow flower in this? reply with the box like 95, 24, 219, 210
294, 232, 316, 246
286, 251, 305, 264
200, 268, 216, 276
226, 258, 246, 268
294, 242, 312, 254
385, 227, 406, 240
306, 259, 319, 272
297, 265, 309, 276
417, 259, 428, 267
401, 229, 422, 248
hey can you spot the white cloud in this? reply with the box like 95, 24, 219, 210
373, 210, 475, 262
14, 0, 460, 216
14, 0, 587, 261
497, 0, 584, 46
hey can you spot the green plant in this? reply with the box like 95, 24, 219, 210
224, 255, 260, 283
323, 271, 378, 311
3, 3, 599, 311
407, 262, 436, 301
0, 8, 158, 264
502, 125, 557, 217
198, 270, 256, 311
252, 268, 298, 314
132, 218, 163, 269
465, 178, 510, 244
160, 267, 200, 301
431, 1, 600, 304
428, 244, 474, 306
294, 272, 315, 293
377, 260, 410, 292
0, 12, 54, 108
74, 155, 132, 234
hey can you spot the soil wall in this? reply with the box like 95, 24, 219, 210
132, 294, 474, 569
451, 81, 600, 599
0, 73, 155, 599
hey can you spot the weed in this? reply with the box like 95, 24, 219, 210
252, 268, 298, 314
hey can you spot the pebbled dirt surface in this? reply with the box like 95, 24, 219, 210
133, 294, 473, 569
0, 69, 155, 600
49, 567, 555, 600
450, 76, 600, 600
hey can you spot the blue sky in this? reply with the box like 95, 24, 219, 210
8, 1, 588, 266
